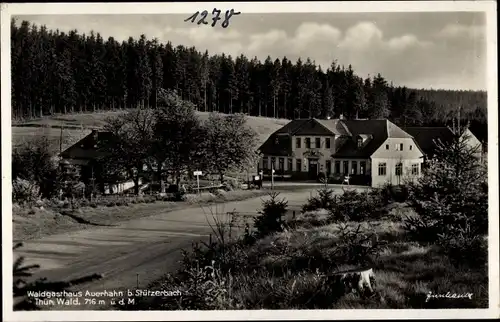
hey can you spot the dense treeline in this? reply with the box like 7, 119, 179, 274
11, 19, 487, 141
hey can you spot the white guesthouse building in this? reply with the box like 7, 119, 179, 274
258, 118, 425, 187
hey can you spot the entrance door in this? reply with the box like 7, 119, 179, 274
308, 159, 318, 179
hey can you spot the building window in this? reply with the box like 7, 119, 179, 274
296, 138, 301, 148
326, 138, 331, 149
326, 160, 331, 174
395, 162, 403, 176
335, 161, 341, 174
296, 159, 302, 172
360, 161, 366, 175
412, 163, 420, 175
287, 158, 292, 171
400, 143, 404, 151
385, 144, 389, 150
352, 161, 357, 174
357, 138, 363, 148
378, 162, 387, 176
271, 157, 276, 170
278, 157, 284, 170
305, 138, 311, 149
315, 137, 321, 148
263, 157, 268, 169
409, 145, 413, 151
343, 161, 349, 174
395, 144, 399, 151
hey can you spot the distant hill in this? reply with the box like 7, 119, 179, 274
12, 110, 291, 153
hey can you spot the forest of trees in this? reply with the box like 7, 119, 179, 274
10, 19, 488, 141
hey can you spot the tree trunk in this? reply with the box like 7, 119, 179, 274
219, 171, 224, 184
133, 177, 140, 195
284, 94, 287, 119
157, 165, 165, 193
175, 171, 181, 186
273, 95, 276, 118
204, 83, 207, 112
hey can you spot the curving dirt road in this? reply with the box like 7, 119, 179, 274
15, 190, 318, 310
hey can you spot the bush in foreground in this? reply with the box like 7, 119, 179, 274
253, 192, 288, 238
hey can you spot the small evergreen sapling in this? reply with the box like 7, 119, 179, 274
254, 192, 288, 237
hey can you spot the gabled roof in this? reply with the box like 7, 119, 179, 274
259, 118, 342, 156
403, 127, 455, 156
259, 118, 415, 158
334, 120, 412, 158
60, 130, 114, 160
314, 119, 351, 136
258, 132, 292, 156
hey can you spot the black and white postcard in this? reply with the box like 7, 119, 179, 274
2, 1, 498, 321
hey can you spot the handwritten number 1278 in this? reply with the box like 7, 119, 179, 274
185, 9, 241, 28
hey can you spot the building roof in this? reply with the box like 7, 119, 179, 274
259, 118, 342, 156
314, 118, 351, 136
259, 132, 292, 156
403, 126, 455, 157
259, 118, 415, 158
60, 130, 114, 161
334, 120, 411, 158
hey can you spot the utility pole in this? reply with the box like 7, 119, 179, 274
90, 166, 95, 202
271, 168, 275, 191
59, 121, 64, 155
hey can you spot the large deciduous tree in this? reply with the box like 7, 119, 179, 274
200, 113, 259, 183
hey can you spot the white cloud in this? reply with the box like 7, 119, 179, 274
387, 34, 432, 51
437, 24, 485, 39
338, 22, 383, 50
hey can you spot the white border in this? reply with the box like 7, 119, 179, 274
1, 2, 498, 321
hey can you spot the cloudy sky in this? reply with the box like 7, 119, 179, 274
17, 12, 486, 91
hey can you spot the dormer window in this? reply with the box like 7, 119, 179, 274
275, 137, 279, 144
357, 138, 363, 148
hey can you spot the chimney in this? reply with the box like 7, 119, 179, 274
92, 129, 98, 144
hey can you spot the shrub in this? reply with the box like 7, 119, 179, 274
329, 189, 383, 222
405, 128, 488, 242
79, 198, 90, 208
290, 210, 330, 229
334, 223, 382, 265
437, 225, 487, 268
254, 192, 288, 238
12, 178, 40, 205
302, 185, 337, 212
226, 179, 240, 190
12, 135, 60, 199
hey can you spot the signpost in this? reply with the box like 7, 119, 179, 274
193, 170, 202, 194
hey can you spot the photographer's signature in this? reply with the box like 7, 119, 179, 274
426, 291, 473, 302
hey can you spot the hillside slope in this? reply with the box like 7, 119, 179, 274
12, 110, 290, 152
